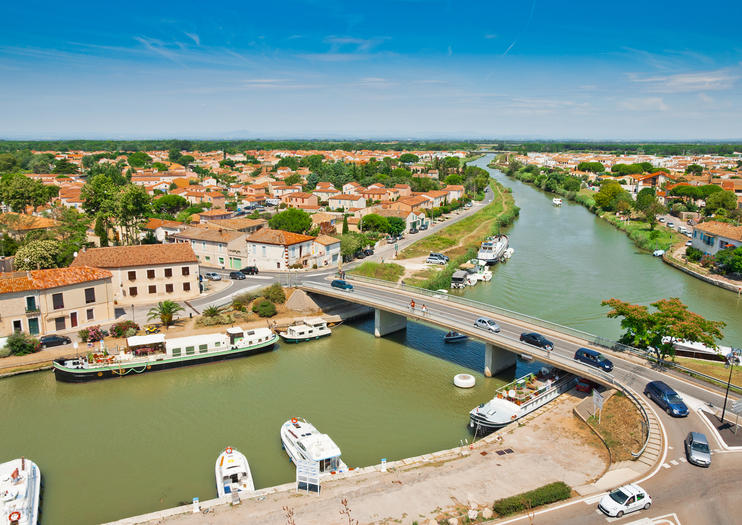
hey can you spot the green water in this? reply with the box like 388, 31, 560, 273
1, 319, 519, 524
464, 155, 742, 345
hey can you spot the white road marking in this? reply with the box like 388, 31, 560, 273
584, 494, 604, 504
662, 463, 671, 469
669, 459, 678, 465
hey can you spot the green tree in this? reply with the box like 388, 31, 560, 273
153, 194, 189, 215
52, 158, 79, 174
0, 153, 18, 172
5, 332, 39, 356
284, 173, 302, 186
444, 173, 463, 185
252, 299, 277, 317
705, 190, 737, 213
340, 232, 365, 259
359, 213, 389, 233
202, 305, 224, 318
28, 154, 55, 174
715, 247, 742, 275
54, 207, 92, 264
577, 161, 604, 173
602, 297, 726, 361
128, 151, 152, 167
118, 184, 152, 244
643, 201, 665, 230
398, 153, 419, 164
15, 240, 63, 270
268, 208, 312, 233
147, 300, 184, 328
168, 149, 182, 163
152, 162, 169, 172
594, 181, 627, 210
387, 216, 406, 236
86, 162, 127, 185
685, 164, 704, 175
634, 188, 657, 212
342, 214, 349, 234
0, 173, 57, 212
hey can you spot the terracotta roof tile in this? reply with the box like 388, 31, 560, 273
694, 221, 742, 242
314, 234, 340, 246
71, 243, 198, 269
172, 228, 246, 243
246, 228, 315, 246
0, 266, 112, 295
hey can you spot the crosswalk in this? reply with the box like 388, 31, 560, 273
594, 510, 682, 524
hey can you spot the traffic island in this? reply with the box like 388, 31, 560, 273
700, 410, 742, 448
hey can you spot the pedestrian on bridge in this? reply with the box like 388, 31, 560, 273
409, 299, 415, 312
421, 304, 428, 317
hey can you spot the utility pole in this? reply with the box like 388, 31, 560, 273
721, 349, 740, 422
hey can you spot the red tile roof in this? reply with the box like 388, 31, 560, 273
0, 266, 112, 295
246, 228, 315, 246
70, 243, 198, 269
694, 221, 742, 242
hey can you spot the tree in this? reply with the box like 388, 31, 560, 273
276, 156, 300, 170
153, 194, 189, 215
602, 297, 725, 361
28, 154, 55, 174
127, 151, 152, 168
444, 173, 463, 185
269, 208, 312, 234
634, 188, 657, 212
54, 207, 92, 264
52, 158, 79, 174
202, 305, 223, 318
0, 173, 56, 212
340, 232, 365, 259
86, 162, 128, 185
0, 153, 18, 172
643, 201, 665, 230
398, 153, 419, 164
685, 164, 703, 175
15, 240, 63, 270
5, 332, 39, 356
387, 216, 406, 236
715, 247, 742, 275
594, 181, 628, 210
152, 162, 169, 172
118, 184, 152, 244
577, 161, 604, 173
359, 213, 388, 233
342, 215, 349, 234
705, 190, 737, 213
147, 300, 184, 328
284, 173, 302, 186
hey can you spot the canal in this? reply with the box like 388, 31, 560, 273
464, 154, 742, 345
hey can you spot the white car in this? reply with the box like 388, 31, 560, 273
474, 317, 500, 333
598, 484, 651, 518
204, 272, 222, 281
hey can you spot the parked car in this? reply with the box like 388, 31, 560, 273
658, 217, 666, 223
419, 223, 428, 230
39, 334, 72, 348
519, 332, 553, 351
430, 252, 449, 262
667, 222, 675, 228
598, 484, 651, 518
426, 255, 447, 265
229, 271, 246, 280
465, 202, 473, 208
685, 240, 693, 246
409, 228, 419, 234
240, 266, 259, 275
474, 317, 501, 333
363, 248, 374, 256
576, 377, 600, 393
644, 380, 688, 417
684, 431, 711, 467
574, 348, 614, 372
330, 279, 353, 291
204, 272, 222, 281
354, 251, 367, 259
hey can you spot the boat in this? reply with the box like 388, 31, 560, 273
653, 249, 665, 257
444, 331, 469, 343
53, 327, 279, 382
1, 457, 40, 525
466, 259, 493, 281
469, 370, 575, 434
280, 418, 348, 476
552, 197, 563, 206
502, 248, 514, 261
215, 447, 254, 498
477, 235, 509, 265
278, 318, 331, 343
451, 270, 469, 289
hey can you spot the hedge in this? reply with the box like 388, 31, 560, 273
493, 481, 571, 516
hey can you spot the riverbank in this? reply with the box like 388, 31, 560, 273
663, 244, 742, 295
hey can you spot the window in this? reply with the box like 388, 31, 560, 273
181, 266, 190, 276
128, 270, 136, 281
84, 287, 96, 304
185, 346, 195, 355
55, 317, 66, 331
147, 269, 155, 279
164, 268, 173, 278
86, 308, 94, 321
183, 282, 190, 292
52, 293, 64, 310
199, 344, 208, 353
172, 347, 181, 357
149, 285, 157, 294
166, 284, 174, 293
25, 296, 37, 312
218, 257, 225, 265
12, 320, 22, 332
129, 287, 138, 296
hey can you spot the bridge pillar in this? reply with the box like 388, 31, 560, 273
374, 309, 407, 337
484, 343, 516, 377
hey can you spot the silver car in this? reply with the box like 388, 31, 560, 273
684, 432, 711, 467
474, 317, 501, 333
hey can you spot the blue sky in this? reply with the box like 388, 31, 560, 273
2, 0, 741, 140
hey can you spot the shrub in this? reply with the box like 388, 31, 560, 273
86, 325, 105, 342
124, 328, 137, 338
671, 203, 687, 216
252, 299, 277, 317
78, 328, 90, 343
5, 332, 40, 356
233, 291, 260, 307
262, 283, 286, 304
685, 246, 703, 262
0, 346, 11, 358
493, 482, 571, 516
110, 320, 139, 338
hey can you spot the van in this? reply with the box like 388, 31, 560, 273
644, 381, 688, 417
574, 348, 613, 372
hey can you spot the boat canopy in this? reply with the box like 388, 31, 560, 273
126, 334, 166, 347
226, 327, 244, 335
303, 317, 326, 326
299, 433, 342, 461
451, 270, 468, 281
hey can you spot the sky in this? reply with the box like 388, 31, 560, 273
1, 0, 741, 140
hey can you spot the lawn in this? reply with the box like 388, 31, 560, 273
673, 356, 742, 387
601, 213, 686, 252
349, 261, 405, 282
587, 392, 644, 462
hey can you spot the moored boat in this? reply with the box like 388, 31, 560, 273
444, 331, 468, 343
215, 447, 254, 498
1, 457, 40, 525
477, 235, 509, 265
278, 318, 331, 343
280, 418, 348, 476
552, 197, 563, 206
53, 327, 278, 382
469, 370, 575, 434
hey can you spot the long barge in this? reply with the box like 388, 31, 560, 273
53, 327, 278, 382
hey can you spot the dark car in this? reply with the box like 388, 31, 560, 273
574, 348, 614, 372
519, 332, 554, 351
331, 279, 353, 291
363, 248, 374, 256
419, 223, 428, 230
644, 380, 688, 417
354, 251, 367, 259
409, 228, 419, 234
229, 271, 246, 280
240, 266, 259, 275
40, 334, 72, 348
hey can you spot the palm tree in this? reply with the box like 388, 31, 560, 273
147, 300, 185, 328
202, 305, 223, 318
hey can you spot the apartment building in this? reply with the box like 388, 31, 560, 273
70, 244, 199, 304
172, 227, 249, 270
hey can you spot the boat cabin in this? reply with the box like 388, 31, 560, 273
126, 334, 166, 356
286, 421, 343, 472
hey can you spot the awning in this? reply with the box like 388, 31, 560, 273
126, 334, 166, 347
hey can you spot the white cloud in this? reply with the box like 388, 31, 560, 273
185, 32, 200, 46
628, 69, 738, 93
619, 97, 669, 112
484, 34, 497, 39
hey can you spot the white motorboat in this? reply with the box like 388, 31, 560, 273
444, 331, 468, 343
1, 458, 40, 525
469, 370, 575, 434
502, 248, 514, 260
215, 447, 254, 498
278, 318, 331, 343
477, 235, 509, 265
280, 418, 348, 476
552, 197, 563, 206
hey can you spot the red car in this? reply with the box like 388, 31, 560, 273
576, 378, 599, 393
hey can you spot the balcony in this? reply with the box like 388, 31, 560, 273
25, 306, 40, 315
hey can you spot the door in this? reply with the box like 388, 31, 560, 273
70, 312, 78, 328
28, 318, 40, 336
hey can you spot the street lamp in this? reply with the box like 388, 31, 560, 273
721, 348, 740, 422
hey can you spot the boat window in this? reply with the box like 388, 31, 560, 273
247, 330, 255, 336
172, 347, 181, 356
215, 342, 220, 347
199, 344, 208, 353
186, 346, 195, 355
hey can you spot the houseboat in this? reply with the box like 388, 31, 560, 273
278, 318, 331, 343
477, 235, 509, 265
280, 418, 348, 476
215, 447, 254, 498
53, 327, 278, 382
469, 369, 575, 434
1, 457, 40, 525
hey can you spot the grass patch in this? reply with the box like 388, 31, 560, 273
349, 261, 405, 282
586, 392, 643, 461
492, 481, 572, 517
673, 356, 742, 386
601, 213, 685, 252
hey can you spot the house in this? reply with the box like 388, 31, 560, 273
375, 209, 426, 233
342, 182, 363, 195
312, 187, 340, 202
172, 228, 249, 270
0, 213, 59, 240
0, 266, 115, 337
246, 229, 316, 270
443, 185, 465, 201
190, 209, 232, 224
141, 218, 186, 243
390, 195, 431, 213
328, 194, 367, 212
691, 221, 742, 255
201, 218, 267, 234
70, 244, 200, 304
313, 235, 341, 267
281, 192, 319, 209
393, 184, 412, 197
421, 190, 450, 208
310, 212, 341, 234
